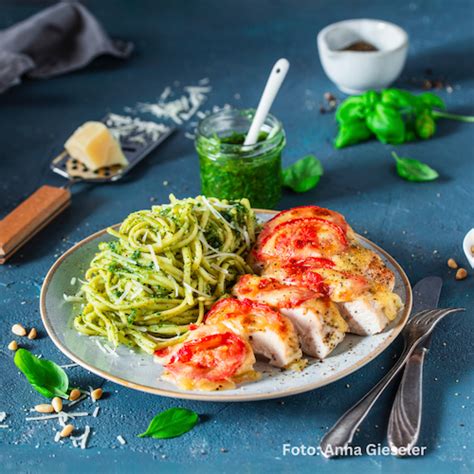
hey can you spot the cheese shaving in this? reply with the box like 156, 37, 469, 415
183, 282, 212, 299
137, 82, 211, 125
148, 244, 161, 271
105, 113, 171, 144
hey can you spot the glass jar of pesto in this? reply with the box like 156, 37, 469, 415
195, 109, 285, 209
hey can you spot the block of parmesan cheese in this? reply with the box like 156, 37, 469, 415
64, 121, 128, 171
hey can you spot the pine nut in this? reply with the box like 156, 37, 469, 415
52, 397, 63, 413
456, 268, 468, 280
27, 328, 37, 340
60, 424, 74, 438
69, 389, 81, 401
447, 258, 458, 269
471, 245, 474, 255
35, 404, 54, 413
12, 324, 27, 337
91, 388, 103, 402
8, 340, 18, 351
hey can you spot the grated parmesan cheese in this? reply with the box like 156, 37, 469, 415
148, 245, 161, 272
183, 282, 212, 299
67, 393, 87, 408
117, 435, 127, 445
92, 406, 100, 418
25, 411, 89, 422
105, 113, 171, 144
60, 363, 79, 369
71, 425, 92, 449
138, 83, 211, 126
63, 294, 84, 303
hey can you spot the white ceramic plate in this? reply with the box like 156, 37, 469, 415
40, 211, 412, 402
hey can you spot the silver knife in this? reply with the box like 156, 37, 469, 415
387, 276, 443, 455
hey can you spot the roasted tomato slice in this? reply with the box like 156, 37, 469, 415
166, 332, 247, 382
258, 205, 351, 243
206, 296, 288, 331
233, 275, 319, 308
257, 217, 348, 263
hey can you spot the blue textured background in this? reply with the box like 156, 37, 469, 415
0, 0, 473, 472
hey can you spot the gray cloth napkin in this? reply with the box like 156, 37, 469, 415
0, 1, 133, 93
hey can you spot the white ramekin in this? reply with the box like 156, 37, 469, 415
317, 19, 409, 94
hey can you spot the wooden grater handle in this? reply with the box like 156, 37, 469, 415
0, 185, 71, 263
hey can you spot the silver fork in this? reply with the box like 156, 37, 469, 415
320, 307, 465, 458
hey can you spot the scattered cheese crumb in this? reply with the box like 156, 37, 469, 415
117, 435, 127, 445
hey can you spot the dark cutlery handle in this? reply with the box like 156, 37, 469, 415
320, 343, 415, 457
387, 346, 427, 454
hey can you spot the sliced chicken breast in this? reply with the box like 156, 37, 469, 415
338, 290, 402, 336
233, 275, 347, 359
280, 299, 348, 359
205, 297, 303, 368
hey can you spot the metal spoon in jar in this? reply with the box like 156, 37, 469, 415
244, 58, 290, 146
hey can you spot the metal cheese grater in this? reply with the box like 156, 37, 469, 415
51, 114, 175, 182
0, 114, 175, 263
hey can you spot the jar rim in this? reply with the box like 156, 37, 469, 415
195, 108, 285, 159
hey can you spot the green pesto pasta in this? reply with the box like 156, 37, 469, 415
73, 195, 257, 354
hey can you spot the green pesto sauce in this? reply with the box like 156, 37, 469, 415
197, 131, 283, 209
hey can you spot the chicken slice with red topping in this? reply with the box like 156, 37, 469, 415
233, 274, 319, 307
155, 323, 259, 391
257, 205, 355, 245
256, 217, 349, 265
233, 275, 348, 359
205, 297, 303, 368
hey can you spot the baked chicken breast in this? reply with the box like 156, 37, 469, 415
233, 274, 348, 358
155, 323, 259, 391
205, 297, 303, 368
253, 205, 402, 337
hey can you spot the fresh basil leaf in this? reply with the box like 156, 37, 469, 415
417, 92, 446, 110
381, 89, 417, 109
392, 152, 439, 182
138, 408, 199, 439
14, 349, 69, 399
335, 121, 373, 148
362, 90, 380, 109
335, 96, 366, 123
415, 110, 436, 139
282, 155, 323, 193
366, 103, 405, 144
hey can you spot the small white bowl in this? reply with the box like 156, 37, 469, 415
317, 19, 409, 94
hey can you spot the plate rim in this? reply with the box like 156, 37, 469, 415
40, 209, 412, 402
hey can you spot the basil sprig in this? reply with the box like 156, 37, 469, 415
335, 89, 474, 148
138, 408, 199, 439
392, 152, 439, 182
282, 155, 323, 193
14, 349, 69, 399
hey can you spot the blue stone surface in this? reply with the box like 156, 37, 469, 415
0, 0, 472, 472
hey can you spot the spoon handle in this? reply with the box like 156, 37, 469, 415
244, 58, 289, 146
